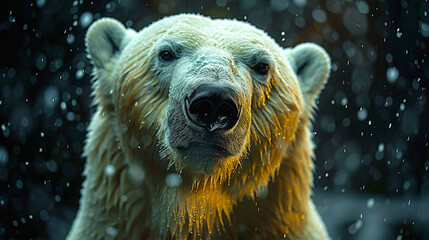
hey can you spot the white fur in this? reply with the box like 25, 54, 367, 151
67, 14, 331, 240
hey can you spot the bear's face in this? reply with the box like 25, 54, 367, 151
154, 18, 287, 175
86, 14, 330, 184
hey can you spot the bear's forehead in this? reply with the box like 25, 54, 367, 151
145, 14, 276, 51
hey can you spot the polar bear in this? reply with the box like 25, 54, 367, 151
67, 14, 331, 240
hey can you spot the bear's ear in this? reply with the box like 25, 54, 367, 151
86, 18, 135, 69
285, 43, 330, 112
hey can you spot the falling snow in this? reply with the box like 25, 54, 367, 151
104, 164, 116, 176
0, 0, 428, 239
165, 173, 182, 188
386, 67, 399, 83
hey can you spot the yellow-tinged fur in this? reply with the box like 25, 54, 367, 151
67, 14, 330, 240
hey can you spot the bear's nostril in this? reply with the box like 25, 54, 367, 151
189, 99, 211, 116
216, 101, 237, 119
189, 99, 212, 127
186, 85, 239, 131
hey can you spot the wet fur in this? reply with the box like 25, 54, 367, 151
67, 14, 330, 240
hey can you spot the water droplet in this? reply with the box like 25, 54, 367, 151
386, 67, 399, 83
105, 164, 116, 176
79, 12, 93, 28
165, 173, 182, 187
75, 69, 84, 79
105, 226, 118, 236
348, 219, 363, 234
366, 198, 375, 208
357, 108, 367, 121
0, 146, 9, 165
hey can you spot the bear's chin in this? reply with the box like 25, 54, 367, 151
171, 143, 241, 175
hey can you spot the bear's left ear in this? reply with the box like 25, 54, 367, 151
285, 43, 330, 113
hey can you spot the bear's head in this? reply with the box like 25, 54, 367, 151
85, 14, 329, 234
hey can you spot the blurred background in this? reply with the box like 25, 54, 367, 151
0, 0, 428, 239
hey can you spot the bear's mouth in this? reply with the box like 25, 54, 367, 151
177, 141, 232, 158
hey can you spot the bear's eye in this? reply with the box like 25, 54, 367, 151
159, 51, 175, 62
253, 63, 270, 75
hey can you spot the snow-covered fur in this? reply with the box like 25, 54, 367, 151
67, 14, 331, 240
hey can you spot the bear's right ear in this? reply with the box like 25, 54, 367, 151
86, 18, 134, 69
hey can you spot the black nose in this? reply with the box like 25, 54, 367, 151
186, 84, 239, 131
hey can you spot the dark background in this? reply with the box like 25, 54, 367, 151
0, 0, 428, 239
